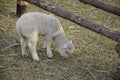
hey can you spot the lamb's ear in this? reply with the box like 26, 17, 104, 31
63, 44, 67, 48
70, 40, 72, 43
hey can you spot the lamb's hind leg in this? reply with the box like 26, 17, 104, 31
20, 35, 27, 56
28, 32, 40, 61
44, 34, 53, 58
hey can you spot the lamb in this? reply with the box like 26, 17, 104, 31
16, 12, 75, 61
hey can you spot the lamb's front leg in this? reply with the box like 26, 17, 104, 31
44, 35, 53, 58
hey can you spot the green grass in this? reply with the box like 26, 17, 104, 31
0, 0, 120, 80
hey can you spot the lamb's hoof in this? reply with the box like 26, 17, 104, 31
47, 53, 53, 58
33, 57, 40, 61
32, 56, 40, 61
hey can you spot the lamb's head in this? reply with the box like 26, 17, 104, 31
58, 41, 75, 58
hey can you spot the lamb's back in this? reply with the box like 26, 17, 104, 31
16, 12, 62, 37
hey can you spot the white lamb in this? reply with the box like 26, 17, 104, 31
16, 12, 75, 61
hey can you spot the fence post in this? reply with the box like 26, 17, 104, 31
16, 0, 28, 17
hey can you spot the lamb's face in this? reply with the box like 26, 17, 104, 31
59, 41, 75, 58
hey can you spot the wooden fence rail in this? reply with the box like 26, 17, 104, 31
79, 0, 120, 16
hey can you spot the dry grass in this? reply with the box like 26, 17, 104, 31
0, 0, 120, 80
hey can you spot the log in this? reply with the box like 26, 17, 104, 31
16, 0, 28, 17
79, 0, 120, 16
